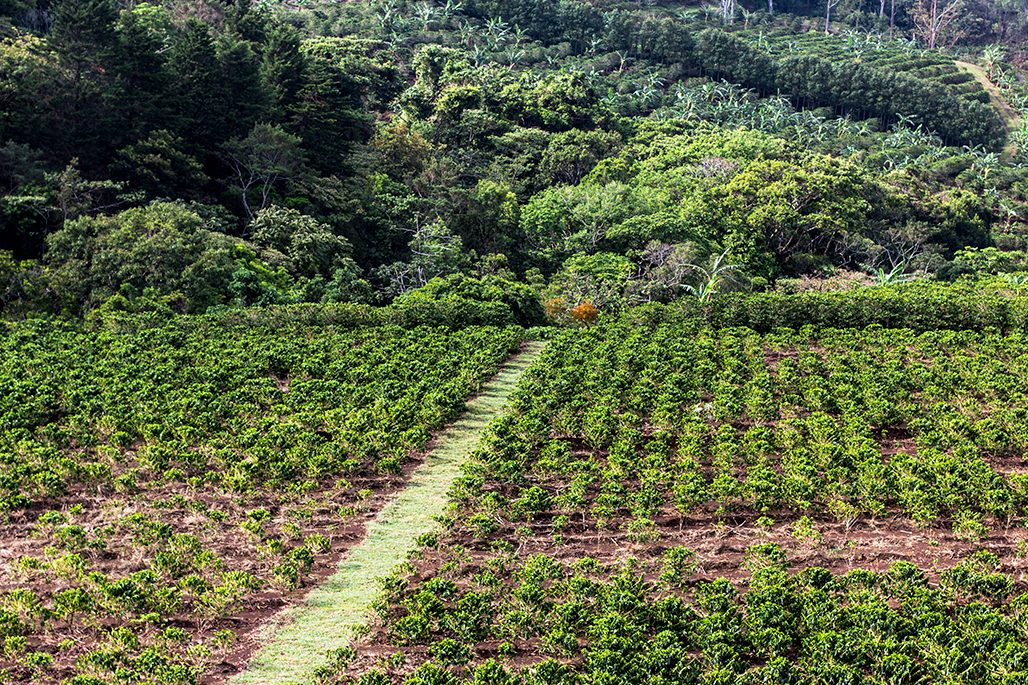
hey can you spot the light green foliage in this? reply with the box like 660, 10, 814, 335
521, 182, 657, 268
0, 320, 522, 507
234, 342, 544, 684
954, 246, 1028, 274
545, 252, 633, 311
343, 310, 1028, 681
40, 202, 374, 314
46, 202, 238, 313
451, 180, 521, 259
370, 539, 1028, 685
0, 318, 526, 683
536, 129, 624, 187
471, 317, 1028, 529
517, 124, 989, 286
250, 206, 354, 279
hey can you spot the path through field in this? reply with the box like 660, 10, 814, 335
956, 60, 1021, 161
230, 341, 546, 685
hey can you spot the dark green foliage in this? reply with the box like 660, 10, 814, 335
1, 0, 1023, 315
0, 318, 522, 510
428, 638, 473, 666
167, 20, 231, 151
108, 5, 175, 144
111, 131, 209, 202
261, 24, 306, 123
775, 52, 1006, 149
695, 29, 776, 94
289, 38, 374, 174
378, 541, 1028, 685
48, 0, 116, 76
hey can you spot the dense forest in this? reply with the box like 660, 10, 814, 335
2, 0, 1028, 320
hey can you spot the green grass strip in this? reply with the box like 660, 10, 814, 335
955, 60, 1022, 161
231, 341, 546, 685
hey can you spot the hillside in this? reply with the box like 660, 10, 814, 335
1, 0, 1028, 314
8, 1, 1028, 683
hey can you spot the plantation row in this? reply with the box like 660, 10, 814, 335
332, 320, 1028, 684
331, 546, 1028, 685
694, 29, 1004, 148
0, 321, 523, 684
748, 29, 987, 101
461, 323, 1028, 540
0, 321, 522, 507
633, 279, 1028, 336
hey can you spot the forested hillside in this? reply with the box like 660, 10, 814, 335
2, 0, 1028, 317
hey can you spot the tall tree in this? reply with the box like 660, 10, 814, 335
910, 0, 964, 48
260, 23, 306, 123
215, 30, 268, 139
167, 19, 221, 147
48, 0, 115, 81
720, 0, 736, 24
109, 3, 174, 140
220, 122, 304, 220
825, 0, 843, 32
290, 38, 369, 175
47, 0, 117, 165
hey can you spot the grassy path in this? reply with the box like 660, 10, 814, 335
956, 60, 1021, 161
231, 341, 545, 685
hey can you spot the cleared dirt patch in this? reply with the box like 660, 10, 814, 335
0, 447, 425, 685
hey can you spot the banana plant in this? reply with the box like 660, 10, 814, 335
998, 272, 1028, 285
682, 249, 742, 302
869, 262, 917, 286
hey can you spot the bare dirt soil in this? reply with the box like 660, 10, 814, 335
0, 442, 432, 684
956, 60, 1022, 160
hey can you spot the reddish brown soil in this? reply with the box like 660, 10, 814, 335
0, 340, 533, 685
0, 449, 432, 685
340, 505, 1028, 682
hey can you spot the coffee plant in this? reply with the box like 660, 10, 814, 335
0, 317, 523, 683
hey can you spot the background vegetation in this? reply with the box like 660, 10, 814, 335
3, 0, 1028, 319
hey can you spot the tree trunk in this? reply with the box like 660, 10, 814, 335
929, 0, 938, 48
720, 0, 735, 24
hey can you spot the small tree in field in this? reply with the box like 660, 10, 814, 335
569, 300, 599, 325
